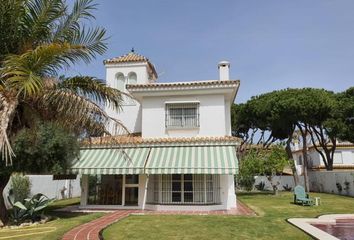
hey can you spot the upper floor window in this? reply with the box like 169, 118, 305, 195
128, 72, 137, 84
333, 151, 343, 164
165, 103, 199, 128
115, 72, 125, 90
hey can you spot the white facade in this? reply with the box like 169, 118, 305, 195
79, 52, 239, 211
105, 61, 155, 133
81, 174, 236, 211
141, 94, 231, 138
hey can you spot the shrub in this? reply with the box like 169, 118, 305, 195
238, 147, 288, 195
237, 150, 259, 191
282, 184, 292, 191
255, 181, 266, 191
10, 173, 31, 203
237, 175, 255, 191
12, 122, 79, 174
8, 193, 53, 224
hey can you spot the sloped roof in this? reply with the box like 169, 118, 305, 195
126, 80, 240, 91
292, 142, 354, 154
104, 52, 150, 64
81, 136, 241, 148
104, 51, 158, 80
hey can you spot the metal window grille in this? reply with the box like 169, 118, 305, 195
165, 103, 200, 128
147, 174, 221, 205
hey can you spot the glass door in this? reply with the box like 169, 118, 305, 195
124, 175, 139, 206
87, 175, 123, 205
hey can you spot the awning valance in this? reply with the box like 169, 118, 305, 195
71, 148, 150, 174
71, 145, 238, 175
145, 146, 238, 174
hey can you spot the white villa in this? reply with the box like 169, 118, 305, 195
71, 51, 240, 211
292, 142, 354, 175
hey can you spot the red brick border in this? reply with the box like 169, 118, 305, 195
62, 210, 139, 240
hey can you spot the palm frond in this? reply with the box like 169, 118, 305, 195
68, 27, 107, 63
0, 0, 27, 57
21, 0, 65, 48
0, 43, 76, 96
38, 88, 129, 136
0, 0, 110, 163
53, 0, 97, 41
58, 76, 126, 110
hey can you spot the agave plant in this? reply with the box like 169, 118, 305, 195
8, 193, 54, 224
0, 0, 127, 165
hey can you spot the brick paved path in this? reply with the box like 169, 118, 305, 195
61, 200, 254, 240
62, 210, 140, 240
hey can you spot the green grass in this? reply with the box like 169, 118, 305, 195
0, 198, 104, 240
103, 192, 354, 240
2, 192, 353, 240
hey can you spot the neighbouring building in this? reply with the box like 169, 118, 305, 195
71, 50, 240, 211
292, 141, 354, 175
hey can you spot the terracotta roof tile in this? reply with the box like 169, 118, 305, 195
104, 52, 158, 80
311, 165, 354, 170
126, 80, 240, 91
292, 142, 354, 153
104, 52, 150, 64
81, 136, 241, 147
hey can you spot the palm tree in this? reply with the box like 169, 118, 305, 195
0, 0, 126, 223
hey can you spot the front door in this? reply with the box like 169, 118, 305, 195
124, 175, 139, 206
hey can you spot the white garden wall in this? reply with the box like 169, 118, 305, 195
254, 171, 354, 197
308, 171, 354, 197
254, 176, 304, 191
2, 175, 81, 208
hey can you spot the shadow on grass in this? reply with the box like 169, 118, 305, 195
45, 198, 90, 220
237, 191, 277, 197
47, 211, 91, 219
46, 198, 80, 211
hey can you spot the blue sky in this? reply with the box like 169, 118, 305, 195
71, 0, 354, 103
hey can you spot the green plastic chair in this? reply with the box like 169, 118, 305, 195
294, 185, 314, 206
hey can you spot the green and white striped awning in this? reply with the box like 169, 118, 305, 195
145, 146, 238, 174
71, 148, 150, 174
71, 145, 238, 175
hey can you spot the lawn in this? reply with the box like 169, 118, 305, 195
103, 192, 354, 240
0, 198, 104, 240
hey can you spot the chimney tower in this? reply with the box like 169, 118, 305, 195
218, 61, 230, 80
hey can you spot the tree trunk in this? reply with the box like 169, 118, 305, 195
0, 96, 18, 165
302, 156, 309, 191
285, 138, 299, 186
0, 174, 10, 225
267, 175, 279, 195
326, 154, 334, 171
299, 127, 310, 192
308, 126, 336, 171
